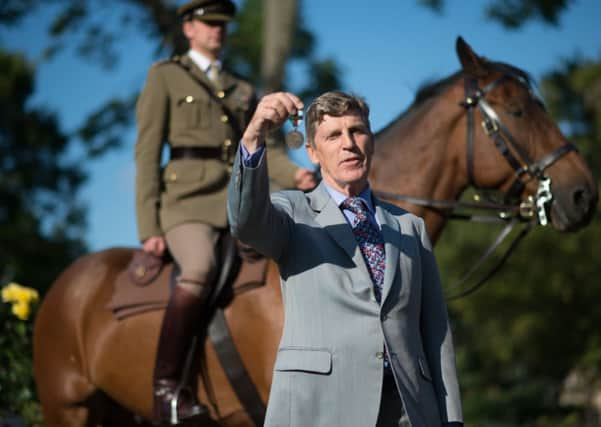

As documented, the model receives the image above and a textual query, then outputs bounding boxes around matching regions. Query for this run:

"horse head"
[455,36,598,231]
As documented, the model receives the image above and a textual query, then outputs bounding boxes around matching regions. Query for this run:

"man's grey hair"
[304,91,371,147]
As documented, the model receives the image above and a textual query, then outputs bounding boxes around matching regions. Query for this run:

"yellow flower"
[12,301,30,320]
[2,282,39,321]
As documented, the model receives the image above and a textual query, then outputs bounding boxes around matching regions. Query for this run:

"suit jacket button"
[376,352,385,359]
[220,115,229,123]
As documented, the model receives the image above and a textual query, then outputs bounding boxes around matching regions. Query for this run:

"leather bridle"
[462,74,576,226]
[374,73,577,299]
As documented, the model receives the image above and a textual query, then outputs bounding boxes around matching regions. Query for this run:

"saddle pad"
[106,257,268,320]
[106,262,174,320]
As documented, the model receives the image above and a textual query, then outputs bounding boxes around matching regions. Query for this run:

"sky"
[2,0,601,251]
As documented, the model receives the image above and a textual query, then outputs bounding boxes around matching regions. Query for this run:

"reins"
[374,72,577,300]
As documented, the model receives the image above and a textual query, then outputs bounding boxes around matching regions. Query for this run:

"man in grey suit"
[227,90,463,426]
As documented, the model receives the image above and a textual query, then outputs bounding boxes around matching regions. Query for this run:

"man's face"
[183,19,227,58]
[306,112,374,196]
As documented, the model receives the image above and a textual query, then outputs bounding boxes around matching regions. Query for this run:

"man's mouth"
[341,157,363,167]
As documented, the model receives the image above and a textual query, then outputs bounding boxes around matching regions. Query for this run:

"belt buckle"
[221,139,233,163]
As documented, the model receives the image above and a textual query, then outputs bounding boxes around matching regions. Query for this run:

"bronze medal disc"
[285,130,304,149]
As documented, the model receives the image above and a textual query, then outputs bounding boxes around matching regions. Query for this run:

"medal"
[285,110,304,149]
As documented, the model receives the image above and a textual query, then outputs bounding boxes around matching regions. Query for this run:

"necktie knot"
[341,197,369,224]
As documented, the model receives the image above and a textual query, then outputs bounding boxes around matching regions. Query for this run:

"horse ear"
[456,36,488,78]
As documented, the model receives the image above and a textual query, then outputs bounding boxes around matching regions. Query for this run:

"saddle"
[106,236,268,320]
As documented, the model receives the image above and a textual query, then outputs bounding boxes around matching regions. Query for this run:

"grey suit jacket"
[227,150,463,427]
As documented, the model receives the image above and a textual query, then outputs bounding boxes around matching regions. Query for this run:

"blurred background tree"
[0,49,87,294]
[1,0,599,425]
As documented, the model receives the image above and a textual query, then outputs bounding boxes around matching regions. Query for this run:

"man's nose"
[341,130,355,149]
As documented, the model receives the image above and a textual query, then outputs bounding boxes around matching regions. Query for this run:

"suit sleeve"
[417,217,463,423]
[227,148,292,261]
[134,66,168,242]
[265,134,298,189]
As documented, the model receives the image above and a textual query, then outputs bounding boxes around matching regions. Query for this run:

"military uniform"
[135,53,297,241]
[134,0,307,423]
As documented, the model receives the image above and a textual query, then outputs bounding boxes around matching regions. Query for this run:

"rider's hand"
[142,235,166,256]
[294,168,318,191]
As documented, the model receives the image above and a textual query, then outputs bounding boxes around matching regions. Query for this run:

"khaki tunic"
[135,53,298,241]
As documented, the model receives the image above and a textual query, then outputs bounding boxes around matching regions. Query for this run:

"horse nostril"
[572,186,591,213]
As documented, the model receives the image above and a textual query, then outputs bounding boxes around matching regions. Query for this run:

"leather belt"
[170,146,223,160]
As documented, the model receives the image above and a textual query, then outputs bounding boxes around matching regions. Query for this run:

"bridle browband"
[374,72,577,299]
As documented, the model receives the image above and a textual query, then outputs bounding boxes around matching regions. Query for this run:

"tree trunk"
[261,0,298,94]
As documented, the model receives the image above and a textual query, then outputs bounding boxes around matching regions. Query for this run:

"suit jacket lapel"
[375,201,401,305]
[310,183,373,293]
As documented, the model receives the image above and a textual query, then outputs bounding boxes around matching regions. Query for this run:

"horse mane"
[376,60,535,138]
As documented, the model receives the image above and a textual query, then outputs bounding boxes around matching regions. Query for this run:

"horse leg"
[33,266,100,426]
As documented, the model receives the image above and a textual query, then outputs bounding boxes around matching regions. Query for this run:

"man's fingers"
[243,92,304,148]
[143,236,166,256]
[259,92,303,123]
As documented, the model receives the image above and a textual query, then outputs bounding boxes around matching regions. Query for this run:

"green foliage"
[226,0,265,82]
[0,300,43,425]
[0,0,37,26]
[417,0,443,12]
[0,48,85,424]
[542,56,601,174]
[486,0,573,28]
[0,49,87,294]
[419,0,573,28]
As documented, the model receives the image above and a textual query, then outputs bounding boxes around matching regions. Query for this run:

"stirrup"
[169,384,206,425]
[155,383,208,425]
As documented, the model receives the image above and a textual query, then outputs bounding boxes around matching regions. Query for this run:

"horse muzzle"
[549,182,598,231]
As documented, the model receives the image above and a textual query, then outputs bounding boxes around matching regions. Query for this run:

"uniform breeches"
[165,222,220,296]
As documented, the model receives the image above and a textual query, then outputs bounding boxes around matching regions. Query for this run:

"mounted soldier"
[134,0,317,423]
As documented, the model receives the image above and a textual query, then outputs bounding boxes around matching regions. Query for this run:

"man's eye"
[508,109,524,118]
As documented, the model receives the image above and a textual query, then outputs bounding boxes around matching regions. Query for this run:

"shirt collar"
[322,181,375,214]
[187,49,222,73]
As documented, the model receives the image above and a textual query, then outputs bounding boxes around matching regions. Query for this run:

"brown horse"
[33,37,597,426]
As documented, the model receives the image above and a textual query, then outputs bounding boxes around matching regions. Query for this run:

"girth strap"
[208,235,266,426]
[209,310,266,426]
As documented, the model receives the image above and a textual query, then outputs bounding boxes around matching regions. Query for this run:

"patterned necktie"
[341,197,386,303]
[207,62,221,88]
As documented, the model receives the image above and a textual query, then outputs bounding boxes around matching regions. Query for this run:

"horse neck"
[371,83,468,243]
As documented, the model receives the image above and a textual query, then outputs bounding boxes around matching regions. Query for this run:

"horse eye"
[509,109,524,118]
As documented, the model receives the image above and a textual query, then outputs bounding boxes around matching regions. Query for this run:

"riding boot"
[153,282,210,424]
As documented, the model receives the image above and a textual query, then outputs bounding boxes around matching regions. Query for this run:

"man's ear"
[306,143,320,166]
[182,21,193,39]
